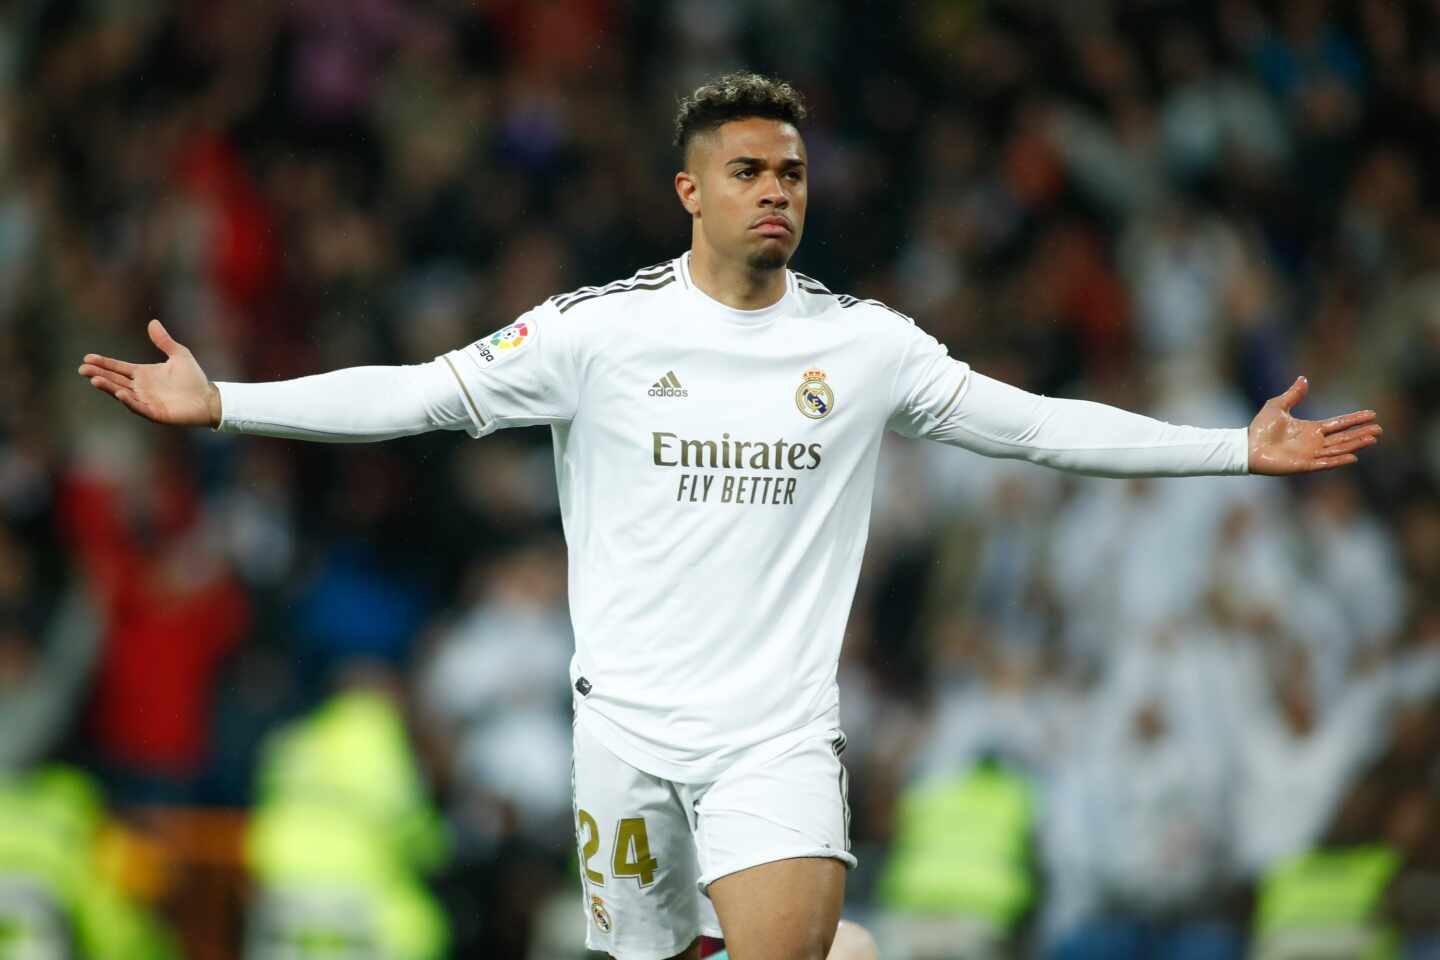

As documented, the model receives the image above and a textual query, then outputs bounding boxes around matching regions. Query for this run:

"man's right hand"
[78,319,221,427]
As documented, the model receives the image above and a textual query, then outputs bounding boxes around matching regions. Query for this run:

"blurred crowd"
[2,0,1439,956]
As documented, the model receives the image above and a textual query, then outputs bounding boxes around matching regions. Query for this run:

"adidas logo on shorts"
[648,371,688,398]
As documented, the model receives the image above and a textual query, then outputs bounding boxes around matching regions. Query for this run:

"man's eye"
[785,170,803,181]
[735,169,756,179]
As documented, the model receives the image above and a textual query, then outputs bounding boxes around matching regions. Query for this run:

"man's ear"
[675,169,701,217]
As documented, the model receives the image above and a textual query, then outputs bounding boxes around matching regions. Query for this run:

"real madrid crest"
[796,367,835,420]
[590,895,613,933]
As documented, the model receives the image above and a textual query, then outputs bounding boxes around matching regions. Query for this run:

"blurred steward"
[0,765,178,957]
[245,662,448,960]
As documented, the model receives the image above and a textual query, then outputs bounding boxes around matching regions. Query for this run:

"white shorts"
[570,714,856,960]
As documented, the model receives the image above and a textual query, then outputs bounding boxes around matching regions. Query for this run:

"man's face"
[677,117,807,270]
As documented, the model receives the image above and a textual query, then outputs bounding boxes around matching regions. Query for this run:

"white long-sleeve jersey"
[217,253,1248,781]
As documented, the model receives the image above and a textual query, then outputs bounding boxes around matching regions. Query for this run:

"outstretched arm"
[907,366,1379,478]
[78,320,476,441]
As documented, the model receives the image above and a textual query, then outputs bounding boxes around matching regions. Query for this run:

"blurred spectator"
[1229,643,1392,878]
[415,539,573,854]
[1118,199,1246,363]
[1297,476,1405,650]
[1155,22,1290,189]
[0,585,100,770]
[1047,694,1239,960]
[58,451,250,805]
[914,644,1075,782]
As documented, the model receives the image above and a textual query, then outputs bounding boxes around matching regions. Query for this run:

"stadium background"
[2,0,1438,956]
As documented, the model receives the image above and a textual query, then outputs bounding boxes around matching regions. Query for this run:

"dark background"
[2,0,1438,956]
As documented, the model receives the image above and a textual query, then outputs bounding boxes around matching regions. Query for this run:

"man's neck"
[688,242,787,311]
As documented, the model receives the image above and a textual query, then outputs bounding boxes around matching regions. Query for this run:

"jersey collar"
[677,251,796,326]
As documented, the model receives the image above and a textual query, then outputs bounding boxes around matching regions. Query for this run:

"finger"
[89,376,151,418]
[148,318,184,358]
[89,374,133,400]
[1319,410,1377,434]
[80,354,139,378]
[83,369,132,393]
[88,375,131,403]
[1275,376,1308,412]
[1323,424,1382,446]
[1319,435,1379,457]
[1306,454,1359,472]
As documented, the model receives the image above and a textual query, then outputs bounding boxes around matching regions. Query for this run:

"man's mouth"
[753,217,792,237]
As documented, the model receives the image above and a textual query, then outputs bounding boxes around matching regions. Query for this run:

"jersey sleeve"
[888,323,1249,477]
[215,361,477,441]
[438,300,581,436]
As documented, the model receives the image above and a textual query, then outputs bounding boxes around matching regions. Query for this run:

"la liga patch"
[470,320,531,365]
[490,321,529,350]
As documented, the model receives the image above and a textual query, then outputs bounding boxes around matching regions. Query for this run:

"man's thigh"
[708,858,845,960]
[572,718,720,959]
[695,733,854,959]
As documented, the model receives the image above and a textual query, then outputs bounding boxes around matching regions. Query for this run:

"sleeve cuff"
[439,352,497,438]
[212,382,235,433]
[1232,427,1251,474]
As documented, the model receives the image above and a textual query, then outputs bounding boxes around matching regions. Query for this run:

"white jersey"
[217,252,1248,782]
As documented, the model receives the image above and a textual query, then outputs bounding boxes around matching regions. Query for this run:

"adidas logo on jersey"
[648,371,688,398]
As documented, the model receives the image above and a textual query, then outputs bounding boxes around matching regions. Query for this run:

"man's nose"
[758,172,789,207]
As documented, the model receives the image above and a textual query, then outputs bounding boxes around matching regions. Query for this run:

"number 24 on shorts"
[577,809,659,887]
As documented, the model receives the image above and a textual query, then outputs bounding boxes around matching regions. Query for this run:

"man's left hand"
[1248,376,1381,475]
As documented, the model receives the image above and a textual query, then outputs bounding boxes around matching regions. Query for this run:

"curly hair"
[672,71,808,159]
